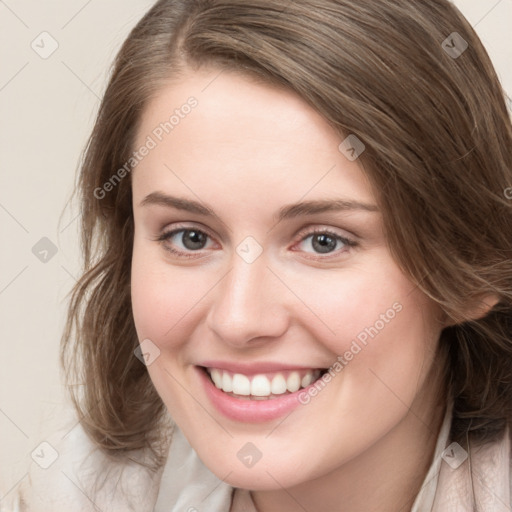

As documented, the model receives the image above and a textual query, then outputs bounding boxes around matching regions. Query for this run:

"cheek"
[286,259,421,356]
[130,249,208,418]
[287,258,443,408]
[131,242,179,344]
[130,247,215,350]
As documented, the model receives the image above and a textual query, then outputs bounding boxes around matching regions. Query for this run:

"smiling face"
[130,67,447,491]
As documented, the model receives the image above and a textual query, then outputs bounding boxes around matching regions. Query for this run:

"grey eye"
[178,230,208,250]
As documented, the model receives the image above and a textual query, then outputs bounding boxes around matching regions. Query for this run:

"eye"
[155,227,216,258]
[154,225,357,260]
[294,228,357,257]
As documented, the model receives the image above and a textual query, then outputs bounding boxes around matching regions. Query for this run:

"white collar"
[154,426,233,512]
[155,401,511,512]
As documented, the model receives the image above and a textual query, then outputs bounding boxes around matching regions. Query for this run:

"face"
[130,67,445,490]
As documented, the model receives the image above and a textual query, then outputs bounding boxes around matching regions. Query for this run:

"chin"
[218,463,305,491]
[196,444,314,491]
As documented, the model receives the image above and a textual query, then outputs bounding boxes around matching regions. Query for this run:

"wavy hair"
[61,0,512,472]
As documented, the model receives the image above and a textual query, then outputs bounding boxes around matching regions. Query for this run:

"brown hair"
[61,0,512,471]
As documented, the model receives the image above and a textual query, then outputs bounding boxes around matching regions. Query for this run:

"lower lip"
[197,366,317,423]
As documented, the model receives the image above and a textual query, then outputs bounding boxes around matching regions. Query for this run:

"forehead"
[132,68,375,209]
[136,67,337,148]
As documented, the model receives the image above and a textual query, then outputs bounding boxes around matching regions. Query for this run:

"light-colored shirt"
[4,401,511,511]
[170,402,454,512]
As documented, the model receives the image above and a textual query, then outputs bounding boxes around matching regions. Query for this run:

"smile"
[196,362,330,422]
[205,367,323,400]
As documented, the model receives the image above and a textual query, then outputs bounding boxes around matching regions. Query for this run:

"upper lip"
[198,360,326,375]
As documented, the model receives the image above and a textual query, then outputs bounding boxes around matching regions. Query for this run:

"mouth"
[200,366,328,401]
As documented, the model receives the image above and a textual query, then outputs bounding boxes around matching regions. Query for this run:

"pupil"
[312,234,336,253]
[182,230,207,250]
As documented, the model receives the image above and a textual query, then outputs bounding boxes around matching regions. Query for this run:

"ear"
[442,293,500,328]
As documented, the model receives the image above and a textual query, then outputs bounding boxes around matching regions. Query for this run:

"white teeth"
[232,374,251,395]
[286,371,301,392]
[207,368,321,398]
[301,372,313,388]
[222,372,233,392]
[251,375,271,396]
[270,374,287,395]
[210,369,223,388]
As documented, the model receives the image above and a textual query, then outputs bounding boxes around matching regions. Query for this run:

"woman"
[8,0,512,510]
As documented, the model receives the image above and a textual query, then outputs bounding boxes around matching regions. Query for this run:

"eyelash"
[154,224,358,260]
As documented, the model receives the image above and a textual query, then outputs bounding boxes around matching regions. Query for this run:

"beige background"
[1,0,511,499]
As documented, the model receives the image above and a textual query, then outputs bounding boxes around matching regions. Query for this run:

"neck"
[251,370,447,512]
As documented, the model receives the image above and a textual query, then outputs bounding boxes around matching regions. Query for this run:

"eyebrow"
[139,191,379,221]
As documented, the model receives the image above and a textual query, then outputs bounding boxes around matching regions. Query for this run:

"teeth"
[251,375,271,396]
[301,372,313,388]
[207,368,321,398]
[270,374,287,395]
[211,369,222,388]
[286,371,301,392]
[232,374,251,395]
[222,372,233,392]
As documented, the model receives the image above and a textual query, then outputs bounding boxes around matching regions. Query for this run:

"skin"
[130,67,449,512]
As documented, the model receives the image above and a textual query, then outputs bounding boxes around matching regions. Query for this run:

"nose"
[206,254,290,348]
